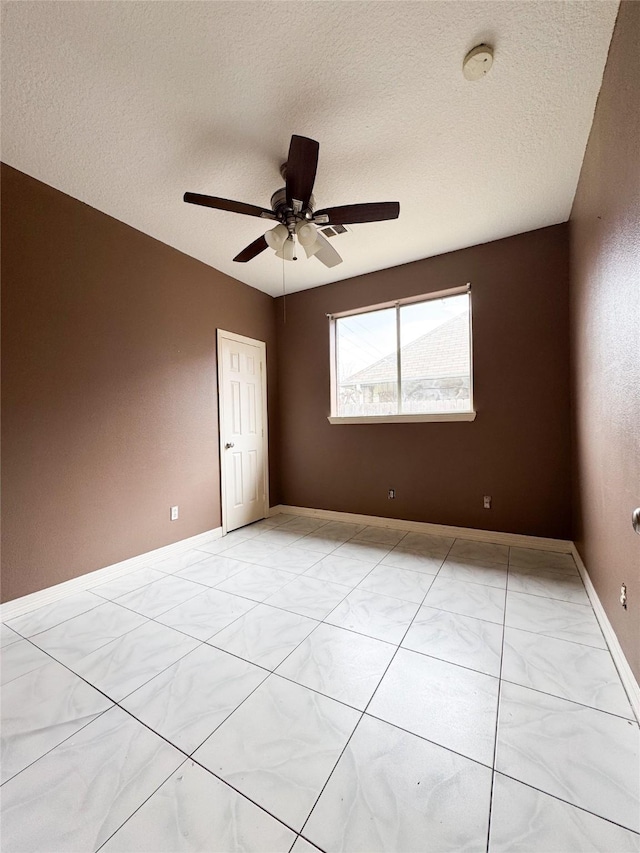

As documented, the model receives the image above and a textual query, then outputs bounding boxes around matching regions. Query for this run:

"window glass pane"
[336,308,398,416]
[399,293,471,414]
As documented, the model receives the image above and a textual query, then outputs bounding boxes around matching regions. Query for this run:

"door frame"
[217,329,269,535]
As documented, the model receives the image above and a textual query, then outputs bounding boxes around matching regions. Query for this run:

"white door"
[218,330,268,532]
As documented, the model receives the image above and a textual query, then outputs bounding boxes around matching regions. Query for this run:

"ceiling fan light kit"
[296,221,322,258]
[275,236,296,262]
[183,134,400,268]
[264,223,288,251]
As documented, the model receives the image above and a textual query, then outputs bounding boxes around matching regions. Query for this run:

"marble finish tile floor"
[1,517,638,852]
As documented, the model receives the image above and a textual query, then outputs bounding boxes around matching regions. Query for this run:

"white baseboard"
[0,527,222,621]
[270,504,639,722]
[571,544,640,723]
[270,504,573,552]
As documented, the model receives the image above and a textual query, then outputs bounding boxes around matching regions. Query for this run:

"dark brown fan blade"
[285,135,319,210]
[314,202,400,225]
[233,234,269,263]
[184,193,275,220]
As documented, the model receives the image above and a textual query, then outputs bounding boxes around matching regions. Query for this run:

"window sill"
[327,411,477,425]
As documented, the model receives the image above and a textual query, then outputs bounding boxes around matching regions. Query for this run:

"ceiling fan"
[184,134,400,268]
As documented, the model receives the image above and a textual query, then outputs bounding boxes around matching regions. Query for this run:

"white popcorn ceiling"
[1,1,618,296]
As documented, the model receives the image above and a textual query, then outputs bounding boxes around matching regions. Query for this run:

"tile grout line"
[360,711,495,771]
[0,704,115,789]
[10,594,267,689]
[10,553,412,699]
[2,524,453,638]
[249,540,426,728]
[6,641,635,848]
[2,602,211,779]
[311,550,432,643]
[4,542,620,706]
[490,768,640,837]
[2,633,303,846]
[5,596,106,641]
[497,677,637,722]
[187,529,407,764]
[95,709,307,850]
[7,557,256,639]
[19,554,331,650]
[490,622,608,652]
[88,517,329,600]
[176,532,392,772]
[310,524,454,640]
[297,536,456,841]
[93,754,193,852]
[89,646,309,844]
[266,530,404,647]
[0,633,223,789]
[75,552,635,729]
[152,582,503,775]
[484,548,510,853]
[99,533,371,628]
[4,526,634,846]
[0,517,574,625]
[398,645,502,680]
[3,527,447,712]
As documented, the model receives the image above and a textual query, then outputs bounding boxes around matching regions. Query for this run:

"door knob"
[633,507,640,535]
[225,442,235,449]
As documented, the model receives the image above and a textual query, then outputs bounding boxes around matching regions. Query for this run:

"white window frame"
[328,284,476,424]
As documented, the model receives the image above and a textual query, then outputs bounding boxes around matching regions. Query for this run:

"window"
[328,286,475,423]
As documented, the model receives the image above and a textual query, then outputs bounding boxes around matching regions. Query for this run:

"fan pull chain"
[282,254,287,324]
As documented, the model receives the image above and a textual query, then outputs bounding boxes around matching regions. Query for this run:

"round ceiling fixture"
[463,44,494,81]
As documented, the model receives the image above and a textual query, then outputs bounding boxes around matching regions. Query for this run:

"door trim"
[217,329,269,535]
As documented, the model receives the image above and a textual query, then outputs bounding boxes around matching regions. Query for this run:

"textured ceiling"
[1,1,618,296]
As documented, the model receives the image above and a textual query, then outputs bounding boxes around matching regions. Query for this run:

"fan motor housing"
[270,187,315,219]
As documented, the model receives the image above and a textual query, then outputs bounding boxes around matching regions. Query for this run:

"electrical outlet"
[483,495,492,509]
[170,506,179,521]
[620,583,627,609]
[388,489,396,500]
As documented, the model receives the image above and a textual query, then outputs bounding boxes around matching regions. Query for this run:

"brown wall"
[276,225,571,540]
[1,164,279,602]
[570,2,640,681]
